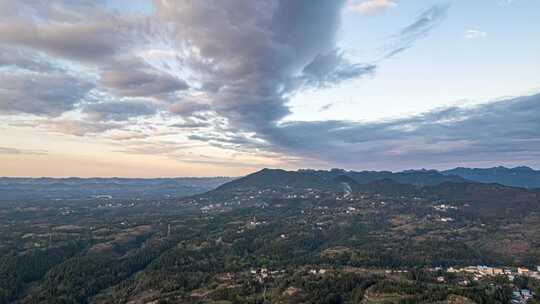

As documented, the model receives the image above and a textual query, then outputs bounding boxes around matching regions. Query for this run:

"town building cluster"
[447,265,540,281]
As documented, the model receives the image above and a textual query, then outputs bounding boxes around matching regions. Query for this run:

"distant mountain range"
[442,166,540,188]
[0,177,233,202]
[214,167,467,193]
[213,165,540,194]
[201,167,540,216]
[1,166,538,203]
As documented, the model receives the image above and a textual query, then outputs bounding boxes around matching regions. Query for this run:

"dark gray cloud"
[186,93,540,169]
[0,1,447,125]
[101,58,189,97]
[259,93,540,169]
[0,1,186,119]
[154,0,348,132]
[155,1,449,137]
[0,47,58,72]
[158,0,465,169]
[169,101,211,116]
[82,100,158,121]
[300,50,376,88]
[0,21,123,62]
[0,71,94,116]
[0,1,140,63]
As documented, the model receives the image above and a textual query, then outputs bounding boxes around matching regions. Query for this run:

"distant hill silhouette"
[442,166,540,188]
[0,177,233,202]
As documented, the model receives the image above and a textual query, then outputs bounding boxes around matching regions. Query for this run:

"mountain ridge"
[211,167,466,193]
[442,165,540,188]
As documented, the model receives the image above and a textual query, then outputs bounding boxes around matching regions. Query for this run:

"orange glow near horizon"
[0,154,258,178]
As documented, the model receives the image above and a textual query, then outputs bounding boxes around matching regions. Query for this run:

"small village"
[240,264,539,303]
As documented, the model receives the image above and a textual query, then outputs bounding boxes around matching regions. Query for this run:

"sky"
[0,0,539,177]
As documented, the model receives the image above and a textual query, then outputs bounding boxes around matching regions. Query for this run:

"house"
[464,266,477,273]
[521,289,532,298]
[439,217,454,222]
[477,265,493,275]
[517,267,529,275]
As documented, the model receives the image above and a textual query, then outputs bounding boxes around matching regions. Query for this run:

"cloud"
[0,1,188,117]
[152,1,451,164]
[348,0,398,16]
[382,4,450,59]
[399,4,449,38]
[40,119,120,136]
[300,49,376,88]
[153,0,347,132]
[115,141,185,155]
[100,58,189,97]
[151,1,449,140]
[82,99,158,121]
[319,103,336,112]
[107,132,149,141]
[0,1,447,132]
[3,1,533,171]
[169,101,211,116]
[0,146,48,155]
[260,93,540,169]
[0,1,141,63]
[464,29,487,40]
[0,71,94,116]
[170,121,212,129]
[0,47,58,72]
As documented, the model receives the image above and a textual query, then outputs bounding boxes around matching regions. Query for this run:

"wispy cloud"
[319,103,336,112]
[39,119,120,136]
[348,0,398,16]
[0,146,48,155]
[464,29,487,40]
[82,99,158,122]
[382,3,450,59]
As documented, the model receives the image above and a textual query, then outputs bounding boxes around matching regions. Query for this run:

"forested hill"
[212,166,540,195]
[204,168,540,215]
[212,168,466,193]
